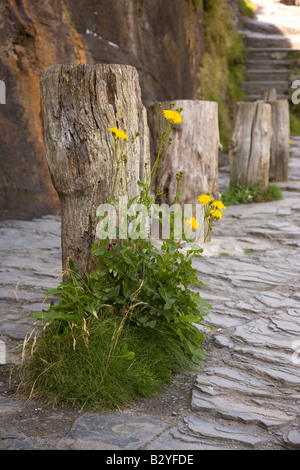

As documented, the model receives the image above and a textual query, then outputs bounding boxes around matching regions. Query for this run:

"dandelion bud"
[175,171,183,182]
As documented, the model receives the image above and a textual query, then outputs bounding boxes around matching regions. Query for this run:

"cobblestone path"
[1,138,300,450]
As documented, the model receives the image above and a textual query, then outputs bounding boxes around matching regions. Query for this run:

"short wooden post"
[40,64,150,277]
[262,88,277,102]
[148,100,220,204]
[262,90,290,181]
[147,100,220,243]
[228,101,273,190]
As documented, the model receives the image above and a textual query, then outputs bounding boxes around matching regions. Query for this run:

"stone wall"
[0,0,204,220]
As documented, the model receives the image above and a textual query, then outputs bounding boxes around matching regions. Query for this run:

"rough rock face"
[0,0,204,220]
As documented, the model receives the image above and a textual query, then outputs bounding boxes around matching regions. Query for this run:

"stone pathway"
[0,137,300,450]
[143,136,300,450]
[239,0,300,100]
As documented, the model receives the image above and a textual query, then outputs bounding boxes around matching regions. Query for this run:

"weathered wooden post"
[262,89,290,182]
[228,101,273,190]
[147,100,220,243]
[40,64,150,277]
[147,100,220,204]
[262,88,277,102]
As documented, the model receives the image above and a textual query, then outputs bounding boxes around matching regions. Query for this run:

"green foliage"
[221,180,282,206]
[20,230,211,409]
[200,0,246,150]
[30,238,211,366]
[290,80,300,136]
[238,0,257,18]
[288,52,300,136]
[18,239,210,410]
[18,317,195,411]
[18,105,225,411]
[258,184,283,203]
[290,113,300,136]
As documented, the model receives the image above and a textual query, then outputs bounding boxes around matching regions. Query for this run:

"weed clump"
[18,316,194,411]
[17,105,225,411]
[221,180,282,206]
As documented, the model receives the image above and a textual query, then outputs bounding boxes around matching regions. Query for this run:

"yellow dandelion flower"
[109,127,128,140]
[211,200,226,211]
[198,194,212,205]
[289,140,293,145]
[186,217,200,230]
[210,209,223,220]
[162,109,183,124]
[118,130,128,140]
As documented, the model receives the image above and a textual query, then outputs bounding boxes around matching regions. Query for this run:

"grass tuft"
[221,180,282,206]
[290,112,300,136]
[16,317,197,411]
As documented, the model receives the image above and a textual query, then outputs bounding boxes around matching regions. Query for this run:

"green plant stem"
[146,124,173,205]
[109,164,120,204]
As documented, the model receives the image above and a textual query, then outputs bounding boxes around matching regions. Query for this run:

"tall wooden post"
[229,101,273,190]
[40,64,150,277]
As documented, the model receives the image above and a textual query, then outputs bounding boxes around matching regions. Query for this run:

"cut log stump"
[262,89,289,181]
[229,101,273,190]
[269,100,290,182]
[262,91,290,182]
[148,100,220,243]
[40,64,150,277]
[262,88,277,102]
[148,100,220,204]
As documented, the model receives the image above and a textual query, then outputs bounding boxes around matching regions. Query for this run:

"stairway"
[238,1,300,101]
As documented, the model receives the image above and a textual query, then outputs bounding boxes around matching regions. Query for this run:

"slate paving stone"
[191,392,295,430]
[0,321,35,340]
[231,318,296,350]
[56,412,168,450]
[0,438,38,450]
[255,292,300,309]
[245,363,300,388]
[224,342,296,369]
[194,367,275,399]
[144,428,223,450]
[1,139,300,449]
[284,430,300,449]
[181,414,267,449]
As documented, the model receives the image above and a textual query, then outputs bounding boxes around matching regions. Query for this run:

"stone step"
[192,389,295,431]
[240,15,300,37]
[246,94,289,101]
[245,69,292,81]
[240,30,300,49]
[174,415,268,449]
[245,58,299,70]
[242,80,290,96]
[247,48,300,60]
